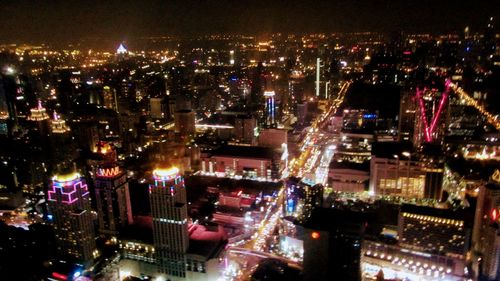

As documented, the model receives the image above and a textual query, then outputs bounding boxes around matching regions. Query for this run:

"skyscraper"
[413,82,451,146]
[47,169,96,264]
[264,91,277,128]
[473,171,500,280]
[94,142,133,237]
[28,100,50,137]
[303,208,369,281]
[149,166,189,278]
[0,71,19,138]
[49,112,76,173]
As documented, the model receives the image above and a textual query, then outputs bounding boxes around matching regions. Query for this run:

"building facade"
[47,170,96,264]
[149,167,189,279]
[472,173,500,280]
[94,148,133,236]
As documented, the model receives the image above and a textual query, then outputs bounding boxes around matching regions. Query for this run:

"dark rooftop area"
[329,160,370,171]
[211,145,276,159]
[303,207,373,231]
[119,215,154,244]
[371,141,414,159]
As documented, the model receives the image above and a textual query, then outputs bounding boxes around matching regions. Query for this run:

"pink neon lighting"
[48,179,88,204]
[428,83,451,134]
[416,87,431,142]
[52,272,68,280]
[416,81,451,142]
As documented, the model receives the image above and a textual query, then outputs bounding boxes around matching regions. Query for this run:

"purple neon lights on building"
[48,175,89,204]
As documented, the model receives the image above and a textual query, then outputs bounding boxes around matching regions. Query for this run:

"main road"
[219,81,351,281]
[290,80,351,180]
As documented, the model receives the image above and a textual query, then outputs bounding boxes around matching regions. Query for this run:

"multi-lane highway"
[290,81,351,181]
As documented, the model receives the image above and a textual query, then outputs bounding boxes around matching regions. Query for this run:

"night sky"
[0,0,498,43]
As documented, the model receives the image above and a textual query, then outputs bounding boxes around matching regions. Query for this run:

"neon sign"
[97,166,120,178]
[48,174,89,204]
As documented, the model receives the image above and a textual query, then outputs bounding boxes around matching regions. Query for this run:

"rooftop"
[187,222,228,260]
[303,207,372,231]
[371,141,414,159]
[400,204,474,227]
[329,160,370,171]
[119,216,228,260]
[211,145,276,159]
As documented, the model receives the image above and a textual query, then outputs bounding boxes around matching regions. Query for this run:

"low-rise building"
[201,145,284,180]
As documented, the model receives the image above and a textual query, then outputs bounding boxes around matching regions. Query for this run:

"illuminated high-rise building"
[398,89,416,142]
[102,85,118,112]
[47,169,96,264]
[28,100,50,136]
[399,204,472,257]
[414,81,451,146]
[94,142,133,237]
[49,112,76,171]
[472,171,500,280]
[0,109,8,136]
[116,43,128,55]
[50,111,71,135]
[149,166,189,278]
[0,70,19,138]
[316,58,321,97]
[264,91,277,128]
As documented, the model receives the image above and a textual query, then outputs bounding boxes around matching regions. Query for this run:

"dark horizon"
[1,0,498,45]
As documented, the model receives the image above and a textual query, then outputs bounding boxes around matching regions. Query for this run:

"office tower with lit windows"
[264,91,277,128]
[149,166,189,278]
[0,71,19,138]
[47,169,96,264]
[49,112,77,172]
[399,204,472,257]
[472,172,500,281]
[94,143,133,237]
[103,85,118,112]
[0,78,8,136]
[398,89,416,142]
[369,142,443,200]
[28,100,50,137]
[303,208,369,281]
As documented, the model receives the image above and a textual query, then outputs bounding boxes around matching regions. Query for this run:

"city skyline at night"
[0,2,499,281]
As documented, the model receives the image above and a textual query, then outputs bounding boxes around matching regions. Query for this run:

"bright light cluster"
[402,212,464,227]
[153,166,180,181]
[28,100,49,121]
[97,166,121,178]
